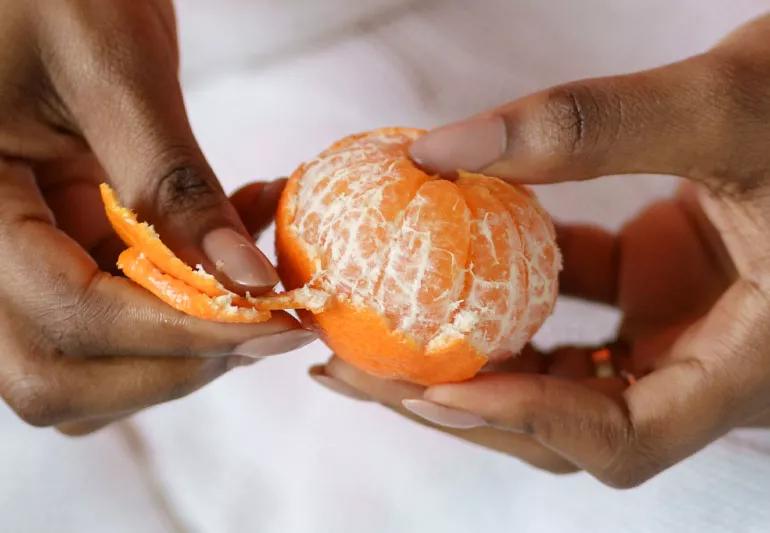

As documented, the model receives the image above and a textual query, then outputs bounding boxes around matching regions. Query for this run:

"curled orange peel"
[100,183,328,323]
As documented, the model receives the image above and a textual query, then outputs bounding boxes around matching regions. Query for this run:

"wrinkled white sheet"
[2,1,769,532]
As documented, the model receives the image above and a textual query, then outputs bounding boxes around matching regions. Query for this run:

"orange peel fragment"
[100,183,329,323]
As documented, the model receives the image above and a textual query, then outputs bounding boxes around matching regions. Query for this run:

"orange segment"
[377,179,471,343]
[289,132,429,301]
[454,178,528,361]
[100,183,227,298]
[462,173,561,347]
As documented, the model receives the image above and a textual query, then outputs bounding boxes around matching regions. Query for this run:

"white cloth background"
[2,1,769,532]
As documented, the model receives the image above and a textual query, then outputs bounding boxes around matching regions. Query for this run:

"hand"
[312,14,770,487]
[0,1,314,435]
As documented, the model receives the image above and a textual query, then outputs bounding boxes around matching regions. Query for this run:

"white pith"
[287,129,560,360]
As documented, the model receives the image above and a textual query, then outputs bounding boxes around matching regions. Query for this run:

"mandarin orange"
[276,128,561,385]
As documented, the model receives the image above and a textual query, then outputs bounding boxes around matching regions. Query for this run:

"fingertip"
[423,383,458,405]
[230,177,287,237]
[308,364,372,401]
[401,398,488,429]
[231,327,317,358]
[324,354,356,380]
[308,363,326,376]
[410,115,508,176]
[201,227,280,291]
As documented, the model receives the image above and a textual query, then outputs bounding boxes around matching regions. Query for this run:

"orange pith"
[276,127,561,385]
[100,183,328,323]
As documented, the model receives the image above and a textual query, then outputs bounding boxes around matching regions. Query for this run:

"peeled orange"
[276,128,561,385]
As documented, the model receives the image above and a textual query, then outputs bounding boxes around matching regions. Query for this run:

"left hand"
[0,0,309,436]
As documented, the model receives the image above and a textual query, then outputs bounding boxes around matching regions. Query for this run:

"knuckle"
[598,425,661,489]
[3,374,67,427]
[43,272,121,356]
[33,273,91,353]
[72,278,123,353]
[515,377,553,438]
[531,83,615,159]
[152,157,223,216]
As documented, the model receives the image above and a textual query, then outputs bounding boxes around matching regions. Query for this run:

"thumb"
[410,51,764,189]
[40,2,278,293]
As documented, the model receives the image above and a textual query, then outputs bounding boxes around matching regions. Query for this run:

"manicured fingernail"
[309,368,371,401]
[202,227,280,288]
[402,399,487,429]
[410,115,507,175]
[232,329,317,358]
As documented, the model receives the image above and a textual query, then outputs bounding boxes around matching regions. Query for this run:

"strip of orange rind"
[100,183,227,298]
[102,183,329,323]
[118,247,271,323]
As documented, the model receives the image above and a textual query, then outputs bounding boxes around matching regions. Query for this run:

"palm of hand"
[605,184,733,379]
[322,182,769,483]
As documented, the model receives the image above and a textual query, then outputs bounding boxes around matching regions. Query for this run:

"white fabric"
[2,1,770,532]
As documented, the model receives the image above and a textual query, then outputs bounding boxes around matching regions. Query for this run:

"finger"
[481,345,545,374]
[556,224,619,304]
[422,373,630,485]
[0,160,310,358]
[410,53,758,189]
[424,280,770,489]
[2,349,252,427]
[546,346,596,378]
[230,178,287,238]
[322,356,424,404]
[546,342,634,379]
[319,357,577,474]
[56,414,130,436]
[34,155,125,273]
[38,2,278,294]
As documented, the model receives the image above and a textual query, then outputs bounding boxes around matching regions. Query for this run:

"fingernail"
[410,115,507,175]
[232,329,317,358]
[402,399,487,429]
[309,368,371,401]
[202,227,280,288]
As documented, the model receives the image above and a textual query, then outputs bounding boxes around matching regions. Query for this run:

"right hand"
[318,14,770,487]
[0,0,314,435]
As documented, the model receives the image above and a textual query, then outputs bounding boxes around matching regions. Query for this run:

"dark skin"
[3,0,769,489]
[0,0,311,435]
[317,15,770,487]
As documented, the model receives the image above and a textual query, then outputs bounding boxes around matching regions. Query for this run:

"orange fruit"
[100,184,328,323]
[276,128,560,385]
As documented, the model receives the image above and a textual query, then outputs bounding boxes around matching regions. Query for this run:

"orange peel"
[100,183,328,323]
